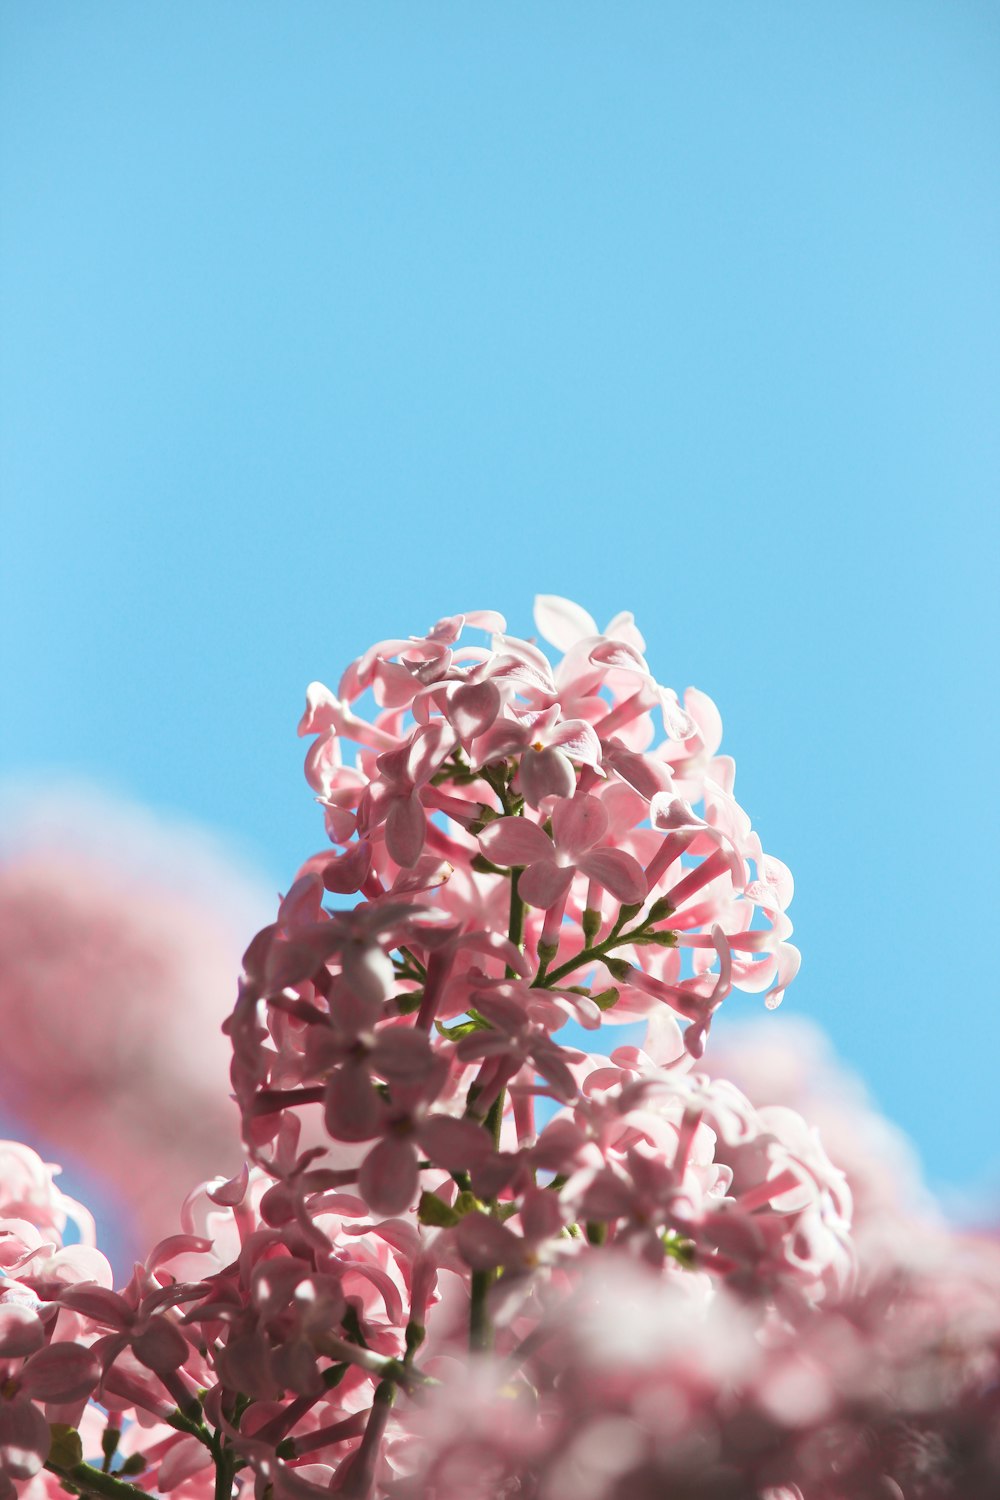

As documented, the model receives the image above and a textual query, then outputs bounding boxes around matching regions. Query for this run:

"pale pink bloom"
[0,786,272,1261]
[480,794,647,912]
[699,1014,936,1257]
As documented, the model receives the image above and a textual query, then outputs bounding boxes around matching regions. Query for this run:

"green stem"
[468,1268,494,1352]
[213,1441,234,1500]
[396,946,426,979]
[480,764,510,810]
[538,929,630,988]
[485,1088,505,1152]
[506,867,524,973]
[164,1410,214,1450]
[47,1464,149,1500]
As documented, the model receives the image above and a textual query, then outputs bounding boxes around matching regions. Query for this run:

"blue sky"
[2,2,998,1204]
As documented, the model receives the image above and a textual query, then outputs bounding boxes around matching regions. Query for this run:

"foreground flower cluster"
[2,599,998,1500]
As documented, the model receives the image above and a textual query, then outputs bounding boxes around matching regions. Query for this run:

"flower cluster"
[2,598,997,1500]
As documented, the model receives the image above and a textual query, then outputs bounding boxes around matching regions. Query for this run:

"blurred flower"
[0,782,273,1263]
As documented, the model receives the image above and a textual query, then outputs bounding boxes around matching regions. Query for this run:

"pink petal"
[604,745,674,801]
[297,680,339,737]
[453,929,531,978]
[216,1329,279,1401]
[471,720,527,764]
[0,1396,50,1481]
[479,816,552,867]
[462,609,507,633]
[270,1337,323,1398]
[764,943,801,1010]
[56,1286,132,1330]
[0,1305,44,1358]
[323,802,358,843]
[304,730,340,795]
[144,1234,214,1275]
[405,721,454,785]
[371,1027,436,1083]
[389,855,453,895]
[518,859,574,910]
[132,1318,190,1374]
[603,610,646,651]
[519,746,575,807]
[359,1136,420,1218]
[590,639,648,673]
[546,719,603,766]
[207,1165,251,1208]
[20,1342,101,1403]
[373,659,419,710]
[417,1116,494,1171]
[533,595,598,653]
[385,794,426,868]
[577,1172,634,1219]
[520,1186,564,1245]
[455,1213,523,1272]
[531,1048,580,1102]
[324,1062,383,1143]
[684,686,723,755]
[321,841,373,894]
[448,680,501,741]
[577,848,648,904]
[551,794,608,859]
[157,1436,214,1491]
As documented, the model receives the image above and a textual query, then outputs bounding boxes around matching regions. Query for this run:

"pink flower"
[0,787,269,1264]
[479,793,647,910]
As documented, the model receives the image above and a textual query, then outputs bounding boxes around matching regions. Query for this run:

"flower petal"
[455,1213,523,1272]
[479,817,552,868]
[518,859,574,910]
[577,848,648,904]
[417,1116,494,1172]
[324,1063,383,1143]
[385,794,426,868]
[533,595,599,653]
[359,1136,420,1218]
[448,680,501,742]
[551,794,608,859]
[0,1396,50,1481]
[0,1305,44,1358]
[20,1342,101,1403]
[519,746,576,808]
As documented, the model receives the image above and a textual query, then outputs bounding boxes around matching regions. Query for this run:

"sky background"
[1,3,998,1209]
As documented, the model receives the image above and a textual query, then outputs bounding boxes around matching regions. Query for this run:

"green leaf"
[418,1191,461,1228]
[453,1190,487,1218]
[435,1013,490,1040]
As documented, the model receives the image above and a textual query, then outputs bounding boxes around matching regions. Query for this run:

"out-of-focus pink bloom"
[697,1014,938,1259]
[0,786,273,1263]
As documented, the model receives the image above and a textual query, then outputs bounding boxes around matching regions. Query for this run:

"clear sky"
[2,2,998,1204]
